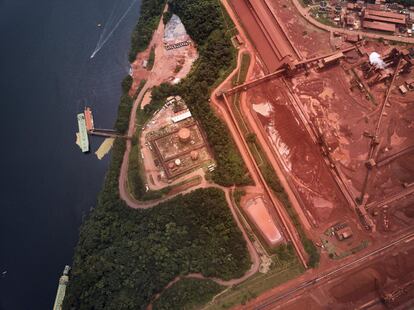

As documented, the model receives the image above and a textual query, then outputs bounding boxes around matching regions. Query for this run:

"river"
[0,0,141,308]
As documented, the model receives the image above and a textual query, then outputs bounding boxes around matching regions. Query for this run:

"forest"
[168,0,251,186]
[63,0,252,308]
[129,0,166,62]
[63,137,250,309]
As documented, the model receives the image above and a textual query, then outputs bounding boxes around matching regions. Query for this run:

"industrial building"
[335,227,353,241]
[363,9,406,25]
[362,20,396,33]
[337,1,413,35]
[171,110,192,123]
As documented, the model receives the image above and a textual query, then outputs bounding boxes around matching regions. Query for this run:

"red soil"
[248,78,350,227]
[228,0,299,72]
[268,0,332,58]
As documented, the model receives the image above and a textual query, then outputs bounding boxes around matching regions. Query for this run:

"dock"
[77,108,133,153]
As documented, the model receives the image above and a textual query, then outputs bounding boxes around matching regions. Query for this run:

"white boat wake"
[90,0,138,59]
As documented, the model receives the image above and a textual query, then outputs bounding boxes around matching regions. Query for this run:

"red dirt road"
[118,15,261,292]
[221,0,308,267]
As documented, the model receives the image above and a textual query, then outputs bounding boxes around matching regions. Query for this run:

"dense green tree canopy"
[64,0,252,309]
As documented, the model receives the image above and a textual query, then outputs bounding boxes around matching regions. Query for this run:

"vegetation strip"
[228,51,320,267]
[64,0,257,309]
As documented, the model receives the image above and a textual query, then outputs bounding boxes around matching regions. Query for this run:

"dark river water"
[0,0,141,308]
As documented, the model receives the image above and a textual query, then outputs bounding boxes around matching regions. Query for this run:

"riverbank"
[63,1,255,309]
[0,1,142,309]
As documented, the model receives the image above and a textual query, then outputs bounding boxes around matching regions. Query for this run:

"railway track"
[259,0,302,59]
[229,0,300,72]
[377,145,414,167]
[247,0,300,61]
[221,93,309,269]
[253,230,414,309]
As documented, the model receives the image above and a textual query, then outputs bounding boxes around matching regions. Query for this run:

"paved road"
[290,0,414,44]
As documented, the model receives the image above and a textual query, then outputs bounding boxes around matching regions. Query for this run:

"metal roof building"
[171,110,192,123]
[364,9,406,25]
[362,20,396,32]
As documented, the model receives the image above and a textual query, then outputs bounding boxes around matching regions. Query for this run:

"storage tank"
[178,127,191,143]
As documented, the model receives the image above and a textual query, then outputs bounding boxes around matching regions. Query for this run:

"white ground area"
[164,14,189,43]
[253,102,273,117]
[245,196,282,245]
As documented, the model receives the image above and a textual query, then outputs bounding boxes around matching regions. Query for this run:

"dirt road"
[116,14,262,294]
[238,57,313,232]
[220,0,308,268]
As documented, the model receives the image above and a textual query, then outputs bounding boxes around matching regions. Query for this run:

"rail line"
[377,145,414,167]
[259,0,302,59]
[222,93,308,268]
[229,0,300,72]
[254,230,414,309]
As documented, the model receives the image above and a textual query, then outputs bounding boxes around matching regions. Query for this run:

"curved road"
[219,0,309,268]
[291,0,414,44]
[116,17,261,292]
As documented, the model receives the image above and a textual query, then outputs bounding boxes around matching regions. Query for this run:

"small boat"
[97,23,102,28]
[2,270,7,276]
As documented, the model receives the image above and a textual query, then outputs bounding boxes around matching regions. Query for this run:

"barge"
[77,113,89,153]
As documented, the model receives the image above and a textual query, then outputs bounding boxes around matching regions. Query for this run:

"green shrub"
[129,0,167,62]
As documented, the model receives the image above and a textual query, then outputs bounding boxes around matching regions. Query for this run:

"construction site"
[218,0,414,307]
[129,13,198,95]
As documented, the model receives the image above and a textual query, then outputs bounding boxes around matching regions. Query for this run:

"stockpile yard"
[247,41,414,237]
[249,80,351,229]
[290,42,414,235]
[267,0,332,58]
[211,0,414,307]
[227,0,414,255]
[248,80,349,226]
